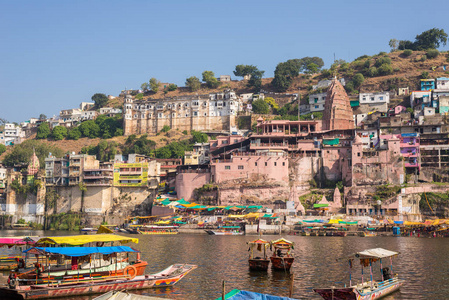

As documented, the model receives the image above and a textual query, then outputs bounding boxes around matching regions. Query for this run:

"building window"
[255,162,257,166]
[379,96,383,100]
[282,162,285,166]
[265,162,267,166]
[238,165,244,170]
[225,166,230,170]
[274,162,277,166]
[357,152,360,157]
[315,105,319,109]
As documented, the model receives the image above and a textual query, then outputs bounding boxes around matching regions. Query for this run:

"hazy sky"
[1,0,448,122]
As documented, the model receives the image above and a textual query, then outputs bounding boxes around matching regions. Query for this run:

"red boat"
[270,238,294,271]
[0,263,197,299]
[247,239,270,271]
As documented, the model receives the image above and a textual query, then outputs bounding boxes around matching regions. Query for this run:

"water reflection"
[0,231,448,299]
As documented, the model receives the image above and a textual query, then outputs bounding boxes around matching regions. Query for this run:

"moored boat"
[138,225,178,235]
[314,248,404,300]
[14,246,147,283]
[208,226,243,235]
[247,239,270,271]
[0,237,36,271]
[1,263,197,299]
[270,238,294,271]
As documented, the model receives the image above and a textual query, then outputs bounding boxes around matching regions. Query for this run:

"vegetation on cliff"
[2,140,64,168]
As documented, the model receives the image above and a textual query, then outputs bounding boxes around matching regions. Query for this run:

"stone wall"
[175,172,211,201]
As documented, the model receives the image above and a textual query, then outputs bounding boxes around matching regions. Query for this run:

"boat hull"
[17,261,148,282]
[314,278,404,300]
[209,231,244,235]
[270,256,294,270]
[248,259,270,271]
[138,230,178,235]
[1,264,196,300]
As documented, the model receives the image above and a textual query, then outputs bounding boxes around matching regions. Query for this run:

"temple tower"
[322,78,354,131]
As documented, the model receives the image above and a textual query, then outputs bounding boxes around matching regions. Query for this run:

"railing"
[405,162,419,167]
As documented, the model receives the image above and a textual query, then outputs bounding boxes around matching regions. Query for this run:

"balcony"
[401,152,418,158]
[83,175,113,179]
[119,170,142,175]
[400,142,419,148]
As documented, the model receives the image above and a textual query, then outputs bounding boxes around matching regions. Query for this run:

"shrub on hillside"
[426,49,439,59]
[252,99,270,114]
[51,126,68,141]
[421,55,427,62]
[67,127,82,140]
[0,144,6,155]
[367,67,378,77]
[375,56,391,67]
[378,63,393,76]
[402,49,413,57]
[36,122,50,139]
[421,71,430,79]
[161,125,170,133]
[2,140,64,167]
[167,84,178,91]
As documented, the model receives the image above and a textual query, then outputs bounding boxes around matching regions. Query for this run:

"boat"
[216,289,299,300]
[80,227,98,233]
[1,263,197,299]
[206,226,244,235]
[138,225,179,235]
[314,248,404,300]
[14,246,148,283]
[247,239,270,271]
[0,237,36,271]
[94,290,169,300]
[270,238,294,271]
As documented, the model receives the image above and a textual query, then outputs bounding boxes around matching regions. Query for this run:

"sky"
[1,0,449,122]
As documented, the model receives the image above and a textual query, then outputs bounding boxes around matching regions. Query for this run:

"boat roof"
[270,238,294,246]
[24,246,138,257]
[350,248,399,260]
[216,289,298,300]
[247,239,269,244]
[36,234,138,246]
[0,237,37,246]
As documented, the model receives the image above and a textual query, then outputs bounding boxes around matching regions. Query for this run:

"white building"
[240,93,254,102]
[308,92,326,112]
[359,92,390,105]
[0,123,25,146]
[80,102,95,111]
[99,107,122,116]
[436,77,449,89]
[81,111,98,121]
[410,91,431,107]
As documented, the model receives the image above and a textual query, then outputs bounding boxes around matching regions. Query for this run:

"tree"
[36,122,50,139]
[402,49,413,57]
[352,73,365,89]
[141,82,150,91]
[161,125,170,133]
[421,71,430,79]
[377,63,393,76]
[389,39,399,52]
[67,127,82,140]
[155,146,172,159]
[95,115,122,139]
[202,71,220,88]
[135,93,143,100]
[415,28,447,50]
[91,93,109,108]
[397,28,448,50]
[51,126,68,140]
[149,78,160,92]
[79,120,100,138]
[39,114,47,120]
[186,76,201,91]
[167,84,177,91]
[272,58,320,92]
[252,99,270,114]
[247,69,264,91]
[305,63,318,74]
[0,144,6,155]
[191,130,208,143]
[264,97,279,111]
[2,140,64,167]
[233,65,259,77]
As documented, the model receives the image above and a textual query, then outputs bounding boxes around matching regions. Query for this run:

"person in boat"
[276,249,283,257]
[382,267,392,280]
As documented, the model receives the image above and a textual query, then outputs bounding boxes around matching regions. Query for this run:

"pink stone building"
[209,135,246,152]
[210,152,289,183]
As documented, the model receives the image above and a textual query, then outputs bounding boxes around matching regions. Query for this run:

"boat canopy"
[24,246,138,257]
[270,238,294,248]
[36,234,139,246]
[353,248,399,259]
[0,237,37,246]
[216,289,299,300]
[247,239,269,245]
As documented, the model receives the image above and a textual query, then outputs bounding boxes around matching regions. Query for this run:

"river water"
[1,230,448,299]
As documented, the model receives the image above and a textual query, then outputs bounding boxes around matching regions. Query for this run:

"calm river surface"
[1,230,448,299]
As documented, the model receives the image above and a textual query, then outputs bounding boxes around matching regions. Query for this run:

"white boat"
[314,248,404,300]
[206,226,244,235]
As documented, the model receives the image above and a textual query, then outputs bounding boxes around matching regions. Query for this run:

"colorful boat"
[1,263,197,299]
[138,225,179,235]
[207,226,244,235]
[247,239,270,271]
[14,246,147,283]
[216,289,299,300]
[0,237,36,271]
[314,248,404,300]
[270,238,294,271]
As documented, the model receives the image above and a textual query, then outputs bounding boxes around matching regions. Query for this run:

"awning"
[314,203,329,208]
[24,246,137,257]
[0,238,35,246]
[36,234,138,246]
[216,289,298,300]
[354,248,399,259]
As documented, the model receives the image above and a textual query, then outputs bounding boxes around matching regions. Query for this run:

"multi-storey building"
[83,162,114,186]
[0,123,25,146]
[308,92,327,112]
[68,154,98,185]
[123,90,241,135]
[184,143,210,165]
[45,154,69,186]
[420,79,435,91]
